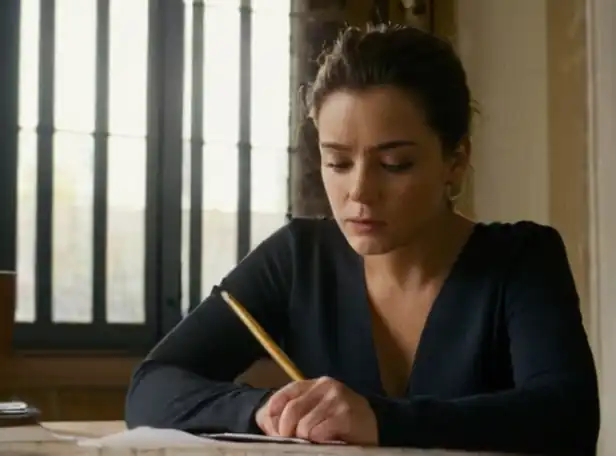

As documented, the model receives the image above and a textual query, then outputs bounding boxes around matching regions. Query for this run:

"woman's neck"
[363,211,475,292]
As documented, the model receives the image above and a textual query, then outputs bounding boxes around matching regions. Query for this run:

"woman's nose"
[348,167,379,204]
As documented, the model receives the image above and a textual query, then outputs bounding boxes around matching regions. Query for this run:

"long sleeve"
[367,226,600,455]
[125,222,296,434]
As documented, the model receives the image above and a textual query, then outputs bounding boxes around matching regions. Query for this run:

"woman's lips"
[345,218,386,234]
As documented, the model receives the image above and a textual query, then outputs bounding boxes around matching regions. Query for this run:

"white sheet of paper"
[78,427,331,449]
[71,427,515,455]
[78,427,208,449]
[206,432,346,445]
[206,432,310,444]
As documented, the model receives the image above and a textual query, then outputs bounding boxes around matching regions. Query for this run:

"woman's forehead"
[316,88,431,142]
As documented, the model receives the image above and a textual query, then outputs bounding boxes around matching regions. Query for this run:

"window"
[181,0,291,314]
[5,0,293,352]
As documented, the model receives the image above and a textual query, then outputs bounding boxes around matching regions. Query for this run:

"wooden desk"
[0,421,509,456]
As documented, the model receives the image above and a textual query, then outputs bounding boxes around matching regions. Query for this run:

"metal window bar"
[144,0,165,344]
[237,0,253,262]
[153,0,185,335]
[35,0,55,325]
[0,0,20,273]
[188,1,204,313]
[92,0,110,325]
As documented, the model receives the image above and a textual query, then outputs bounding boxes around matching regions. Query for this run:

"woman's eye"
[326,162,352,171]
[382,162,414,172]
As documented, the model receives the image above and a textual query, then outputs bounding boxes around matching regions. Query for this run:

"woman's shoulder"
[476,220,563,246]
[472,220,569,269]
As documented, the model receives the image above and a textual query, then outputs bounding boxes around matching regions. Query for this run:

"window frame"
[1,0,291,353]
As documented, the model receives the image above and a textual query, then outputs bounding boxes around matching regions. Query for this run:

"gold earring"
[446,183,462,202]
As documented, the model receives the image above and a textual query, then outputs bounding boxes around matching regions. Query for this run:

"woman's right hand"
[254,377,378,445]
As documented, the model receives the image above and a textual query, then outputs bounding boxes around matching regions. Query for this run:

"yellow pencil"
[220,290,305,382]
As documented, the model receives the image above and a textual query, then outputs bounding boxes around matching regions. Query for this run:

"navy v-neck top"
[125,218,599,455]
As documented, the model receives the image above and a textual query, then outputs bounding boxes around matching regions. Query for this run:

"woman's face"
[316,86,468,256]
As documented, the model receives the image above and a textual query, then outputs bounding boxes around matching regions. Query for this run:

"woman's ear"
[459,136,472,161]
[447,137,471,185]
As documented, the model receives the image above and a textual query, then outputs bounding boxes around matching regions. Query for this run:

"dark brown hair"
[294,24,472,216]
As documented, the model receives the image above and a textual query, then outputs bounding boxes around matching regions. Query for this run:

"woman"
[125,24,599,454]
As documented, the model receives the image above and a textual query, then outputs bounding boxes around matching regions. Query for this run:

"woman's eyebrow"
[319,141,352,151]
[320,140,417,152]
[370,140,418,152]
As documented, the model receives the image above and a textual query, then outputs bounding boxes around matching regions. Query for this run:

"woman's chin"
[345,234,394,256]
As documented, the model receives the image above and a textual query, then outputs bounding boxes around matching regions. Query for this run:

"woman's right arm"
[124,222,296,434]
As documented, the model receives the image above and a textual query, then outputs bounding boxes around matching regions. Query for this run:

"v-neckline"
[357,223,482,398]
